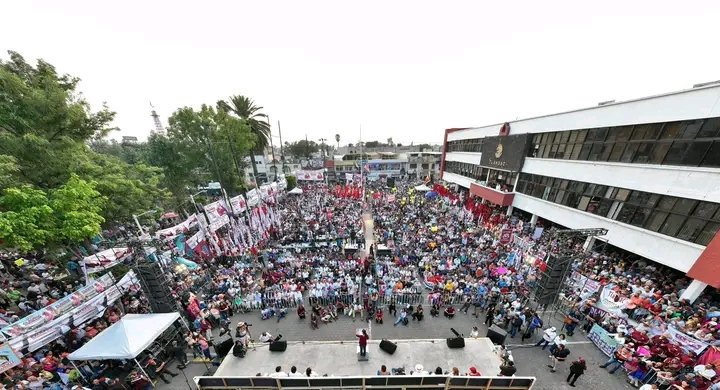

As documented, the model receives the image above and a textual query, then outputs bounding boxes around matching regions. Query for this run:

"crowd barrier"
[234,292,301,311]
[309,293,359,306]
[378,292,424,306]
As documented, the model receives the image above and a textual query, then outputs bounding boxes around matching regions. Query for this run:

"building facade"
[440,83,720,301]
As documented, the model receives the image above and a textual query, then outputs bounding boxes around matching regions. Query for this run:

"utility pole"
[278,120,285,175]
[268,115,277,181]
[318,138,327,158]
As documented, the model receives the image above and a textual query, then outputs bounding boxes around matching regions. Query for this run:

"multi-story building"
[440,83,720,301]
[407,151,442,180]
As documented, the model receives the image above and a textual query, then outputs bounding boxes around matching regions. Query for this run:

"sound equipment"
[214,337,234,358]
[447,328,465,348]
[379,339,397,355]
[133,261,176,313]
[534,253,572,306]
[446,337,465,348]
[269,340,287,352]
[387,177,396,188]
[487,325,508,345]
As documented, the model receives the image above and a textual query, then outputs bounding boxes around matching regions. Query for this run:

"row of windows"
[516,174,720,246]
[446,138,483,153]
[531,117,720,167]
[444,161,489,182]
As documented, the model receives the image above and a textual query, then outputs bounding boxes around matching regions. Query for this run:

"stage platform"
[214,338,502,377]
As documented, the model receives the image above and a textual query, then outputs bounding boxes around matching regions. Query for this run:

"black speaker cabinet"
[214,337,234,358]
[446,337,465,349]
[487,325,508,345]
[269,340,287,352]
[379,339,397,354]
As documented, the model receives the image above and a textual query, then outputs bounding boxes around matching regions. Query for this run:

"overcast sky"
[3,1,719,145]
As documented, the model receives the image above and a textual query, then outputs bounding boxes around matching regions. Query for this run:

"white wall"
[444,152,483,165]
[448,84,720,141]
[512,193,704,273]
[442,172,474,189]
[523,158,720,203]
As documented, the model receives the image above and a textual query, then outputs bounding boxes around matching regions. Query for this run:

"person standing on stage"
[356,329,369,356]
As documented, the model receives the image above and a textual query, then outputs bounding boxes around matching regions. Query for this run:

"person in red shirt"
[356,329,369,357]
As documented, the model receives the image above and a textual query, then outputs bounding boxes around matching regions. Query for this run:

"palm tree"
[335,134,340,150]
[217,95,270,181]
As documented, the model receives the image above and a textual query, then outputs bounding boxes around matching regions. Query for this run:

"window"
[674,198,698,215]
[681,120,704,139]
[660,121,684,139]
[698,118,720,138]
[621,143,638,162]
[683,141,712,166]
[608,143,626,161]
[693,202,719,219]
[696,222,720,245]
[663,142,690,165]
[650,143,671,164]
[630,207,652,227]
[704,142,720,167]
[608,126,634,141]
[615,188,631,201]
[631,123,662,140]
[645,211,668,232]
[656,196,677,211]
[616,204,637,223]
[633,143,654,163]
[660,214,686,236]
[677,218,706,241]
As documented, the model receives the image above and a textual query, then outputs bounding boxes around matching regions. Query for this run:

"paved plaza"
[156,209,632,389]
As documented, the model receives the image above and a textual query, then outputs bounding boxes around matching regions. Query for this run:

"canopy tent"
[288,187,303,195]
[68,313,180,361]
[414,184,432,192]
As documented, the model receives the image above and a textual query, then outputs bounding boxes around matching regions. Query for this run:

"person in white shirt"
[259,332,274,343]
[305,367,319,377]
[270,366,288,377]
[412,364,428,375]
[535,327,557,350]
[638,384,658,390]
[694,363,717,379]
[289,366,304,377]
[470,326,479,338]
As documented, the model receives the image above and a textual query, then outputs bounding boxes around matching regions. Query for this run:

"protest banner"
[0,343,21,374]
[588,324,618,357]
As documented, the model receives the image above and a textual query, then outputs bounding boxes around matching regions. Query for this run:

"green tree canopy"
[285,140,319,158]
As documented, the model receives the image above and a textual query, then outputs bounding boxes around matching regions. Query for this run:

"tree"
[49,174,105,244]
[286,175,297,191]
[0,186,54,251]
[365,140,382,148]
[217,95,270,180]
[386,138,394,147]
[285,140,319,158]
[335,134,340,149]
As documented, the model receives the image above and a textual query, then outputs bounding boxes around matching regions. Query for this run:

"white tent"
[69,313,180,361]
[414,184,432,192]
[288,187,303,195]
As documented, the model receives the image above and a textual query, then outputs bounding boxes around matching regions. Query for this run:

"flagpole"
[359,124,364,202]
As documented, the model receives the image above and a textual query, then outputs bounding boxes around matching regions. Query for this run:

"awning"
[68,313,180,360]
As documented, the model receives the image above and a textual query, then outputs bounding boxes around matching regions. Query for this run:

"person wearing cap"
[567,357,586,387]
[535,326,557,350]
[412,364,428,375]
[467,367,481,376]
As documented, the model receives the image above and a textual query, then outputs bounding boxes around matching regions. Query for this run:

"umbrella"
[425,191,438,199]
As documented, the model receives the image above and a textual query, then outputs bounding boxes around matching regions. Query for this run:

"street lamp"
[132,209,158,237]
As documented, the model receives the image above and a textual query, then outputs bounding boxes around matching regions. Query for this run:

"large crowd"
[2,178,720,389]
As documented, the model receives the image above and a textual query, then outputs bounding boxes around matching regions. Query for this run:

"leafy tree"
[286,175,297,191]
[364,140,382,148]
[335,134,340,149]
[166,105,254,195]
[0,155,19,188]
[217,95,270,180]
[49,174,105,244]
[0,186,54,251]
[285,140,319,158]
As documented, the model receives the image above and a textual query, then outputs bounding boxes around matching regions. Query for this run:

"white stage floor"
[214,338,502,377]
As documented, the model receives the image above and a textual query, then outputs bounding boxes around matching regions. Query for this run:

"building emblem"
[495,142,504,158]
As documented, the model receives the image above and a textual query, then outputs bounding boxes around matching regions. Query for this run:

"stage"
[214,338,502,377]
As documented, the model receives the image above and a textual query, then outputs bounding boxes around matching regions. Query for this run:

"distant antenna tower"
[150,102,166,135]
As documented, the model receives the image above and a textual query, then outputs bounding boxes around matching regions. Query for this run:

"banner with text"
[296,170,324,181]
[666,325,710,355]
[0,343,21,374]
[587,324,618,357]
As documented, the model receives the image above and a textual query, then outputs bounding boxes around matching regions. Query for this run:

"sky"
[2,0,719,146]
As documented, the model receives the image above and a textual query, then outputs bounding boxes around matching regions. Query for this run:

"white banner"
[186,231,204,249]
[155,214,198,239]
[204,200,229,225]
[597,284,630,316]
[296,170,324,181]
[82,248,133,274]
[666,325,710,355]
[230,195,247,213]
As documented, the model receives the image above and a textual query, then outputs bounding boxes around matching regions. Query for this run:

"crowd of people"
[4,177,720,390]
